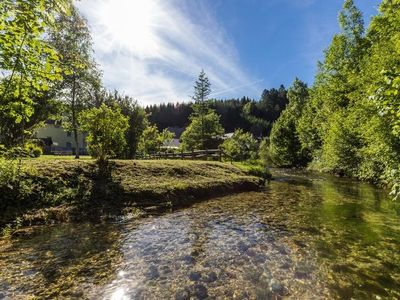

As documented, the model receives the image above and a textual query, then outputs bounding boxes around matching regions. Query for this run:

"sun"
[94,0,162,58]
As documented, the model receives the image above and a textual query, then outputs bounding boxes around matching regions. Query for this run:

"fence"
[135,149,226,161]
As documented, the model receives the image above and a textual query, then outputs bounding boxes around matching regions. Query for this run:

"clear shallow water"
[0,170,399,299]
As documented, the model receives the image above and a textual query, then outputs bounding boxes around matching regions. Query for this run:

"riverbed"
[0,169,399,299]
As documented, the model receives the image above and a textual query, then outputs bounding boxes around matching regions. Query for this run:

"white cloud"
[76,0,261,105]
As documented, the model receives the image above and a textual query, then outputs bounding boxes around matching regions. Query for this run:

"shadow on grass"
[72,160,128,222]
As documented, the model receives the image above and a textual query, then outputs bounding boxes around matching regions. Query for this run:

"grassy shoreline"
[1,159,266,236]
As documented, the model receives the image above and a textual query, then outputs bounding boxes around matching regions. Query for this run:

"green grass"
[35,155,93,160]
[230,160,272,181]
[1,159,263,234]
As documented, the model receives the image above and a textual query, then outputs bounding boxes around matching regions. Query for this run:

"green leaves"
[79,104,129,162]
[0,0,72,145]
[138,125,174,155]
[221,129,258,162]
[181,111,224,151]
[373,69,400,137]
[268,79,310,168]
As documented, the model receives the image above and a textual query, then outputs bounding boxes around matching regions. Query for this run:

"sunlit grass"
[35,155,94,161]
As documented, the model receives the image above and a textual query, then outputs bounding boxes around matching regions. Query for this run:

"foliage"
[0,0,71,146]
[138,124,174,155]
[98,90,148,158]
[258,138,271,167]
[317,110,362,175]
[266,0,400,199]
[79,104,129,162]
[373,69,400,137]
[221,129,258,161]
[24,141,43,157]
[192,70,211,105]
[180,71,225,150]
[243,85,288,137]
[145,87,288,138]
[48,5,101,158]
[268,79,310,167]
[190,70,214,149]
[233,161,272,182]
[0,157,19,187]
[180,111,224,151]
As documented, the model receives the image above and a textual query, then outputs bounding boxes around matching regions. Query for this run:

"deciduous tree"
[79,104,129,162]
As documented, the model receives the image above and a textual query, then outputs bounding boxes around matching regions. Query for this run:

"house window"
[67,131,72,137]
[66,142,72,149]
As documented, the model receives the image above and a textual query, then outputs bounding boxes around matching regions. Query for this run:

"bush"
[221,129,258,161]
[0,157,18,186]
[24,142,43,158]
[138,125,174,155]
[258,138,271,167]
[79,104,129,162]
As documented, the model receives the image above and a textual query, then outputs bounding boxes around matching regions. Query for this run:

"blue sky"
[77,0,381,105]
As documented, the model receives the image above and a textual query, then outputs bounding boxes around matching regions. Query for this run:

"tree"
[281,0,400,199]
[0,0,72,146]
[97,90,147,158]
[138,125,174,155]
[242,86,288,137]
[297,0,366,159]
[269,79,310,167]
[180,111,224,151]
[221,129,258,162]
[191,70,212,149]
[79,104,129,162]
[180,70,224,150]
[48,5,101,158]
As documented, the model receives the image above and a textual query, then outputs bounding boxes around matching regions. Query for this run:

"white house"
[35,120,88,155]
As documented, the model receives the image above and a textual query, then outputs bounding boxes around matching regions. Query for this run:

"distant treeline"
[146,85,288,137]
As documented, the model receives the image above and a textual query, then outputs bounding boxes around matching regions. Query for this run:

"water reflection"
[0,170,399,299]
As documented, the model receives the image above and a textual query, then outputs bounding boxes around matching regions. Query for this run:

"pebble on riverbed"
[189,271,202,281]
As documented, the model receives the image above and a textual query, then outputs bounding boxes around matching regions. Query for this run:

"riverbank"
[1,159,266,235]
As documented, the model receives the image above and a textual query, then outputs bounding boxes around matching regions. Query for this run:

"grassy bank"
[1,159,265,235]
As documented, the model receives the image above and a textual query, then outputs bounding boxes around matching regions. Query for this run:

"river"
[0,169,399,299]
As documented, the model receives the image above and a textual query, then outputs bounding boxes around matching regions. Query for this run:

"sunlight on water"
[111,287,128,300]
[0,170,399,299]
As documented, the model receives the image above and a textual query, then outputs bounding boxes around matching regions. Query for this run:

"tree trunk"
[201,112,204,150]
[71,73,79,159]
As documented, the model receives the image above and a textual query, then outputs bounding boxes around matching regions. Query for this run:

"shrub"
[24,142,43,158]
[258,138,271,167]
[138,125,174,155]
[221,129,258,161]
[79,104,129,162]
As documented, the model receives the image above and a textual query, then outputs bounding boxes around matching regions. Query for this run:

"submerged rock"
[182,255,196,265]
[294,271,309,279]
[193,284,208,299]
[189,271,202,281]
[204,271,218,283]
[145,265,159,280]
[270,279,285,295]
[175,289,190,300]
[237,241,249,253]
